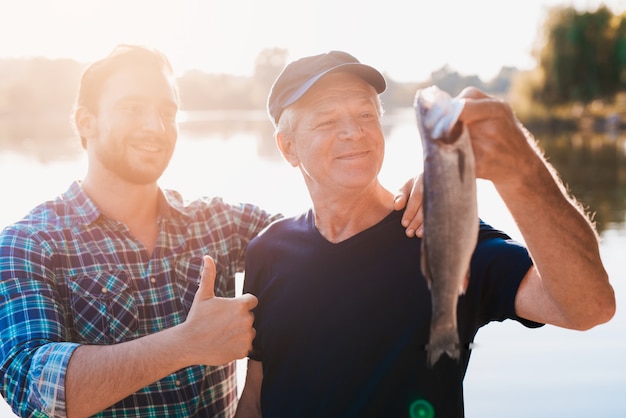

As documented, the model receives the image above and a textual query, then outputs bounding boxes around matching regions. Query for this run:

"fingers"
[196,255,216,301]
[393,177,414,211]
[240,292,259,310]
[398,173,424,237]
[180,255,261,366]
[204,295,258,364]
[457,86,490,100]
[458,89,513,129]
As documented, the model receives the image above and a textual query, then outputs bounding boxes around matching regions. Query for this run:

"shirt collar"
[63,181,191,226]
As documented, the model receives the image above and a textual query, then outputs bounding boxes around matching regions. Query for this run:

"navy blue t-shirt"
[244,209,538,418]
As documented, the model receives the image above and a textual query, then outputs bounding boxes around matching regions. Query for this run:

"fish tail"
[426,326,460,367]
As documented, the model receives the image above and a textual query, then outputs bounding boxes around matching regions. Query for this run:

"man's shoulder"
[0,206,65,255]
[254,211,309,240]
[162,191,279,240]
[4,197,73,233]
[1,182,97,241]
[163,190,263,218]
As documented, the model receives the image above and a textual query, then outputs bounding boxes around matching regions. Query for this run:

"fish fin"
[427,326,461,367]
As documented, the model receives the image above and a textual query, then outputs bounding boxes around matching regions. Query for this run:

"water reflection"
[538,130,626,233]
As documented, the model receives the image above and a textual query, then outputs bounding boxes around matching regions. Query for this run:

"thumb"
[196,255,216,300]
[393,176,413,211]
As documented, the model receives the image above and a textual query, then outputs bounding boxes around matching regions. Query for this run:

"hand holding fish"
[454,87,615,331]
[414,85,616,367]
[400,86,533,237]
[455,87,544,188]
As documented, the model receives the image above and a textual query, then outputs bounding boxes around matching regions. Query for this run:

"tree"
[614,14,626,90]
[535,5,619,105]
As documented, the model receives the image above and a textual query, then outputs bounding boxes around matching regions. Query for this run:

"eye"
[313,119,336,129]
[360,110,378,121]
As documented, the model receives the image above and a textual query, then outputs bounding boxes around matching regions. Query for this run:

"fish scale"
[414,86,479,367]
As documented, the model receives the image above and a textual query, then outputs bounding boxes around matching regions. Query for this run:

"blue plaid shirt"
[0,181,278,417]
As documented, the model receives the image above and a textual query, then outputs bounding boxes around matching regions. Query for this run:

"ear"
[276,132,299,167]
[74,106,97,139]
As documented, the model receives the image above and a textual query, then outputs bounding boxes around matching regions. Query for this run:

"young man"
[0,44,274,418]
[236,51,615,417]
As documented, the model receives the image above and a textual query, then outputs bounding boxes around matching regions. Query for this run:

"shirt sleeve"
[230,202,281,272]
[0,225,78,417]
[471,221,543,328]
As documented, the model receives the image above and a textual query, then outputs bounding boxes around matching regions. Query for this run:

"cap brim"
[279,62,386,115]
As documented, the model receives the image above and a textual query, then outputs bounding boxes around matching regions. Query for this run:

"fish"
[414,85,479,367]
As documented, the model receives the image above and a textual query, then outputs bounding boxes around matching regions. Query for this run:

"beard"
[94,135,176,185]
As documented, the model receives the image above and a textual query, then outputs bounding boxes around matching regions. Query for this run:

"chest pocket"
[174,257,203,311]
[68,270,138,344]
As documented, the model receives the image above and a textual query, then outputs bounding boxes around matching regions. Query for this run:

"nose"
[337,116,364,140]
[141,108,166,133]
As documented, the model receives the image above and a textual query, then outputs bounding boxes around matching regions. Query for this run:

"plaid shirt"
[0,181,278,417]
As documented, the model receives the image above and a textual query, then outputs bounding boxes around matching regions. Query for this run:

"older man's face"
[282,72,385,197]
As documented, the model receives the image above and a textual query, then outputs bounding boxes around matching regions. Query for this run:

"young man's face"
[85,64,179,185]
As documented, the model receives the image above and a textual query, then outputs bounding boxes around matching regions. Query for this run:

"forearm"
[234,359,263,418]
[234,396,262,418]
[497,152,615,328]
[65,325,189,418]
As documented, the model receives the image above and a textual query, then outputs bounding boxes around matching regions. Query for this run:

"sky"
[1,0,625,82]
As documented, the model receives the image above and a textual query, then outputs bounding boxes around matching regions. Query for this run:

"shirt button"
[150,277,157,284]
[175,380,182,386]
[101,287,108,294]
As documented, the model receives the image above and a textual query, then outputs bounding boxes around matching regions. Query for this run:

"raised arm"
[458,87,615,330]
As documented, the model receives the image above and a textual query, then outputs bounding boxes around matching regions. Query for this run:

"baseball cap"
[267,50,387,125]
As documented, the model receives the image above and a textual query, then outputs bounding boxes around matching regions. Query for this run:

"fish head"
[414,86,465,147]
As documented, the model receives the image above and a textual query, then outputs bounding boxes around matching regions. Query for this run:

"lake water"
[0,110,624,417]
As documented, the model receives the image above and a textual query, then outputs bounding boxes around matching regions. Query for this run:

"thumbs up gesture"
[195,255,219,300]
[181,255,258,366]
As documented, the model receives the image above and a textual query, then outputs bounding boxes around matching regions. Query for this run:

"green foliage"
[534,5,625,105]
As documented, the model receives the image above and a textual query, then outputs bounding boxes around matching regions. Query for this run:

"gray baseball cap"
[267,50,386,125]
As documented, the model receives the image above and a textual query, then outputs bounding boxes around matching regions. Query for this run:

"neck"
[81,173,161,253]
[311,183,395,243]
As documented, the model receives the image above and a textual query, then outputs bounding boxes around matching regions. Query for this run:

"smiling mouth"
[132,143,163,153]
[338,151,369,160]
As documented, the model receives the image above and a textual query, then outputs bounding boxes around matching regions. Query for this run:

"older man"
[235,51,615,418]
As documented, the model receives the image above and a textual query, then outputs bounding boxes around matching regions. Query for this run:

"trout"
[414,86,479,367]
